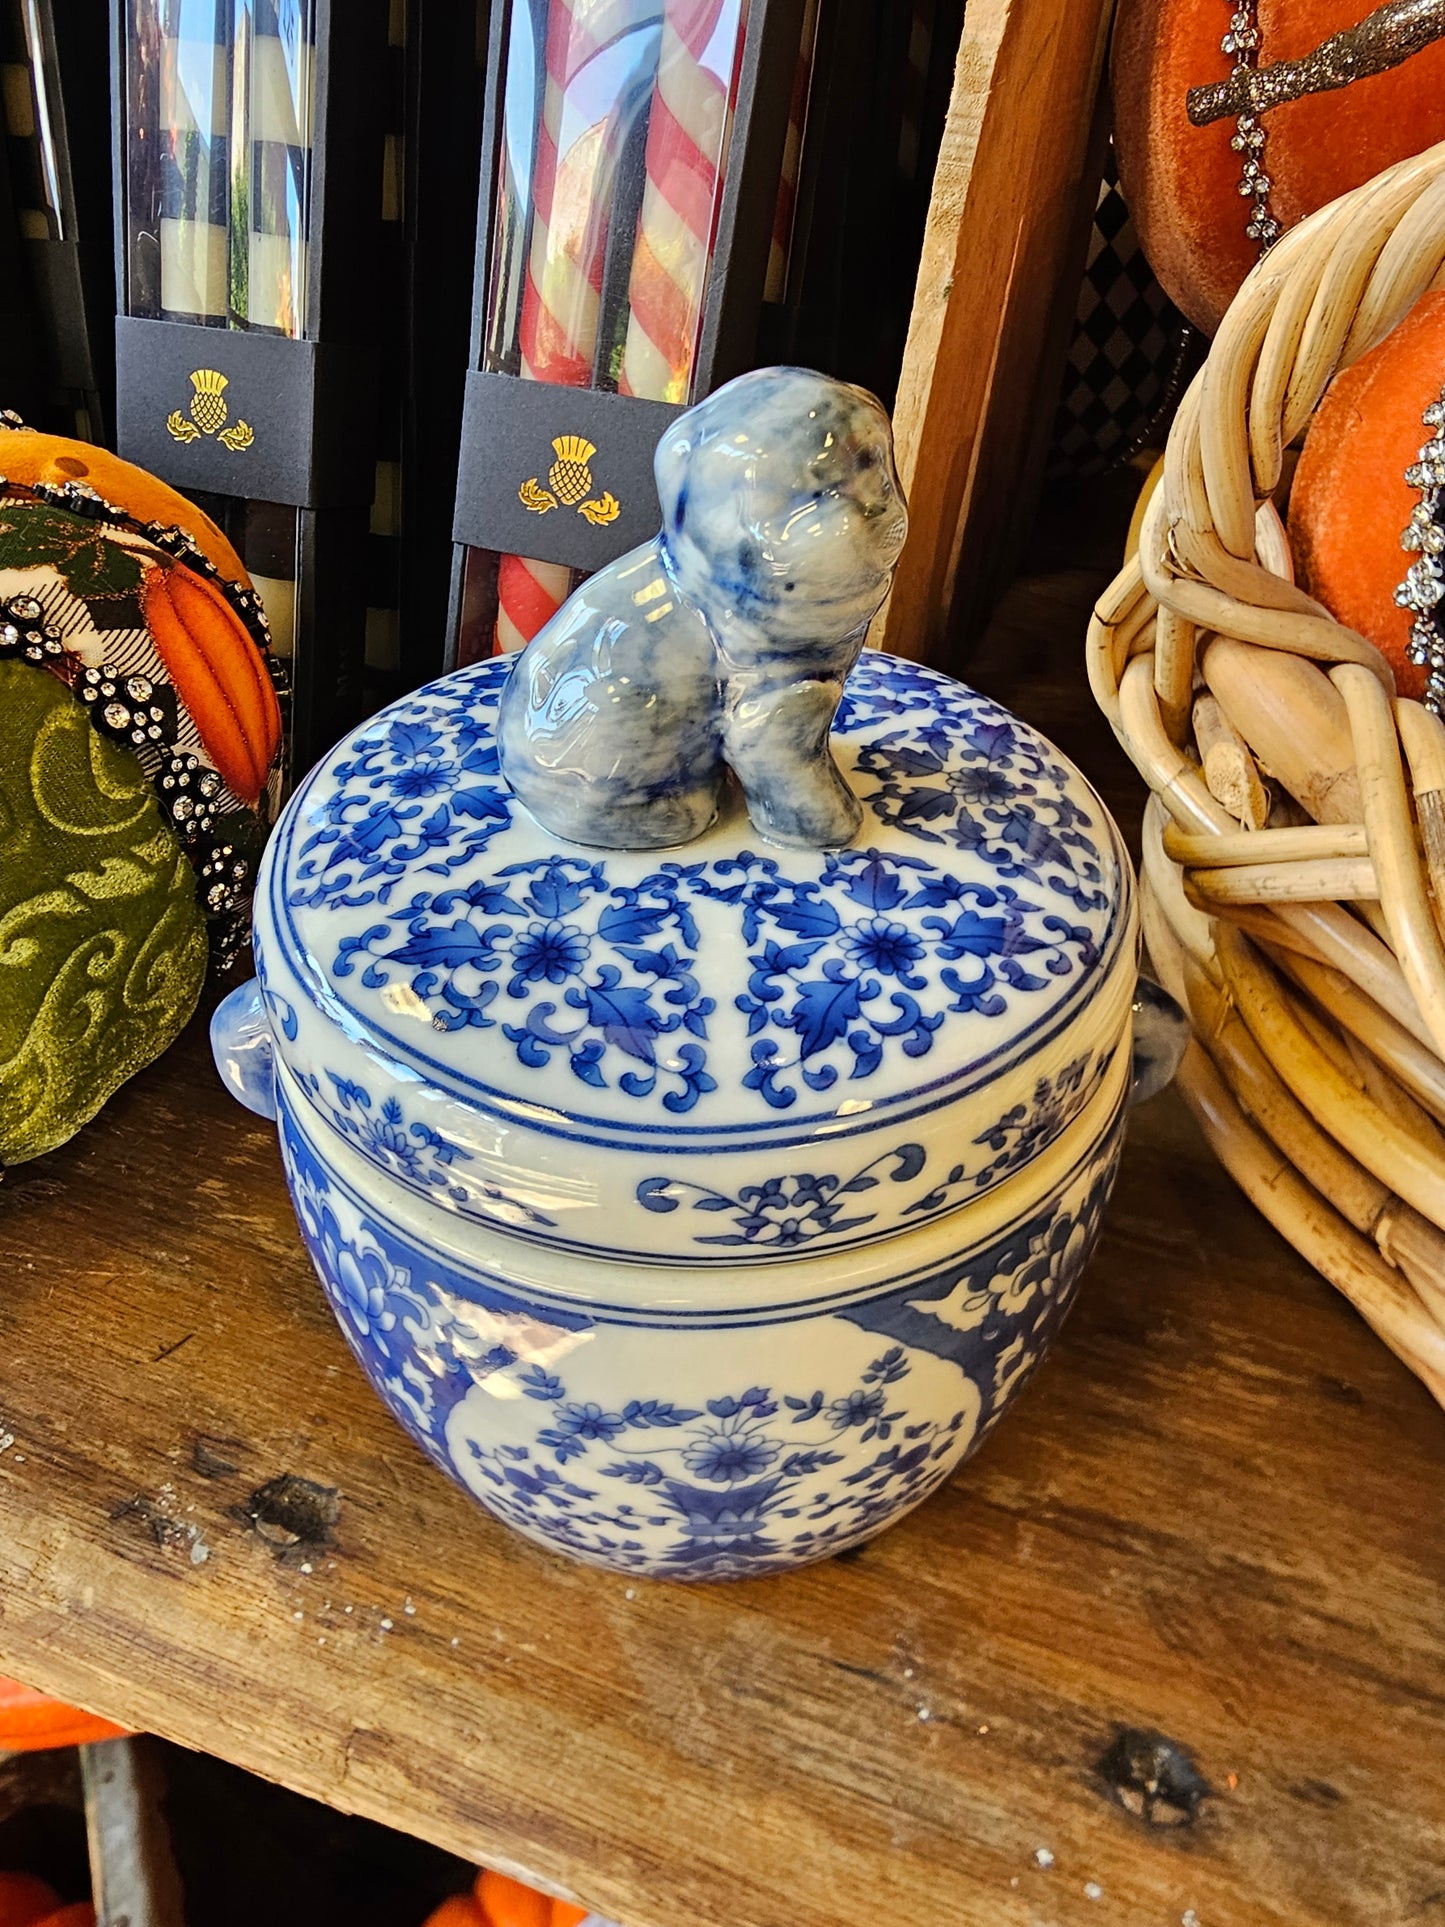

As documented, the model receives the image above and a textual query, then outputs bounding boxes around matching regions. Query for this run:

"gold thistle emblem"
[167,369,254,452]
[519,435,620,526]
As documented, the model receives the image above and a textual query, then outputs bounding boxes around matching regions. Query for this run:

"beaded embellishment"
[1398,388,1445,714]
[1219,2,1280,250]
[0,462,288,966]
[0,594,67,668]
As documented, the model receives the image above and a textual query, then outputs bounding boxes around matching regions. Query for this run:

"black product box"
[450,0,808,615]
[109,0,389,773]
[114,317,375,507]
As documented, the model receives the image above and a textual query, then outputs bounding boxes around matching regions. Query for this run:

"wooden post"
[873,0,1115,662]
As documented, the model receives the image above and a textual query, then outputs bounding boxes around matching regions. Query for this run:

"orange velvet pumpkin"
[1290,289,1445,700]
[0,1675,129,1753]
[142,564,283,806]
[424,1874,597,1927]
[1113,0,1445,333]
[0,426,246,582]
[474,1872,558,1927]
[460,1874,590,1927]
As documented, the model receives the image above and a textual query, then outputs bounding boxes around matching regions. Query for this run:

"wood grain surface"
[873,0,1113,666]
[2,529,1443,1927]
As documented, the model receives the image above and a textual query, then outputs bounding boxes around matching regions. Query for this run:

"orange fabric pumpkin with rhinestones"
[1290,288,1445,701]
[1113,0,1445,333]
[0,439,284,1166]
[0,422,281,805]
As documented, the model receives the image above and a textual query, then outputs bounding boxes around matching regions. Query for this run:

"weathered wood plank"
[1,551,1442,1927]
[874,0,1114,663]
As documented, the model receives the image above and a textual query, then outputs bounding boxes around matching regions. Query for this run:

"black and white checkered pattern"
[1048,152,1200,482]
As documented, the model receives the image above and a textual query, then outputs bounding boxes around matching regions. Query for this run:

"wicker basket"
[1088,141,1445,1410]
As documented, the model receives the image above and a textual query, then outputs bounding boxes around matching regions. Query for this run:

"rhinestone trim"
[1192,0,1445,130]
[1398,390,1445,713]
[1221,2,1281,250]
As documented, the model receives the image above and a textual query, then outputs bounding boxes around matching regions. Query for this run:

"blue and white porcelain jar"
[212,369,1179,1579]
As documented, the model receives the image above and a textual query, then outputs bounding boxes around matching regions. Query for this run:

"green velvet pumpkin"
[0,658,207,1164]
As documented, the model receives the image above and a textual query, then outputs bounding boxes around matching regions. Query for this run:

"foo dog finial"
[496,366,909,851]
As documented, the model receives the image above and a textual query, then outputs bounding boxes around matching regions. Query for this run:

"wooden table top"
[2,540,1442,1927]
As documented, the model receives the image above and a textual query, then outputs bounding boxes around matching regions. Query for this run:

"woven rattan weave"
[1089,142,1445,1407]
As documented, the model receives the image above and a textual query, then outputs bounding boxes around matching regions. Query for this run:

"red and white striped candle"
[496,0,663,653]
[618,0,740,406]
[490,0,751,651]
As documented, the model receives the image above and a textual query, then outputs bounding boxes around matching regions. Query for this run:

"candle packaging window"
[109,0,389,773]
[450,0,808,662]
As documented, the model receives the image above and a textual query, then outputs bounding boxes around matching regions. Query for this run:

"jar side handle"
[210,979,277,1121]
[1130,977,1188,1108]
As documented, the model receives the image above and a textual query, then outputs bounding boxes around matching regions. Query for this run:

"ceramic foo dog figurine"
[498,367,909,850]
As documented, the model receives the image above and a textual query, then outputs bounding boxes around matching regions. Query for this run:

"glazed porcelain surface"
[271,1040,1131,1577]
[213,367,1177,1579]
[498,368,908,851]
[251,649,1135,1263]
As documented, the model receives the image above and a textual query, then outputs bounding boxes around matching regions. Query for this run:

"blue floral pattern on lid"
[253,648,1134,1262]
[220,368,1154,1575]
[270,654,1124,1126]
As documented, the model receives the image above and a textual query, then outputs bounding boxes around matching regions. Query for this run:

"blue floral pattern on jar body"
[273,1047,1129,1578]
[212,371,1189,1579]
[253,650,1137,1265]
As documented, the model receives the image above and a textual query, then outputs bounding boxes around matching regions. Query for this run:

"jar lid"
[256,650,1134,1263]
